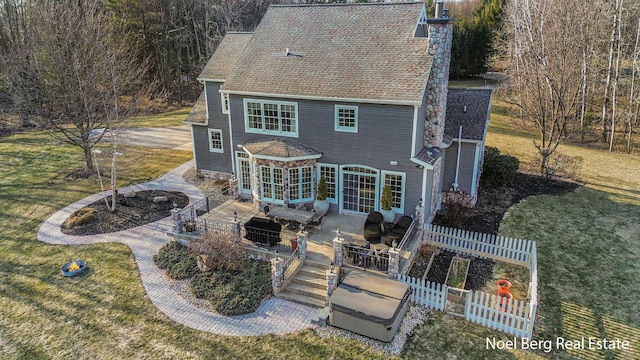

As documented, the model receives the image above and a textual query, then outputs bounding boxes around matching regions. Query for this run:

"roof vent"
[284,48,303,58]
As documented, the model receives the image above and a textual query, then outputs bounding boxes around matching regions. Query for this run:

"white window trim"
[339,164,380,215]
[208,129,224,153]
[221,92,229,114]
[288,166,314,204]
[381,170,406,213]
[243,98,299,137]
[317,163,338,204]
[235,151,252,195]
[260,165,284,204]
[334,105,358,133]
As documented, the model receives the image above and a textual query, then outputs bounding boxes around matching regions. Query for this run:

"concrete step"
[298,264,329,278]
[286,282,326,301]
[310,306,330,326]
[292,273,326,289]
[277,290,326,308]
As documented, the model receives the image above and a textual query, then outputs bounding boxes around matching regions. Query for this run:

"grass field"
[0,114,386,359]
[2,104,639,359]
[401,101,640,360]
[125,108,191,128]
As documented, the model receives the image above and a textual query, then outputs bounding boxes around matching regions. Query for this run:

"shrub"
[154,241,192,271]
[189,272,217,299]
[316,176,328,201]
[484,145,501,164]
[189,271,237,299]
[168,256,198,280]
[208,260,272,316]
[482,147,520,187]
[62,207,97,229]
[380,185,393,211]
[190,230,248,272]
[535,152,583,180]
[439,191,475,228]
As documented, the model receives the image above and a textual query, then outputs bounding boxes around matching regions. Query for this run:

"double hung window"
[244,99,298,137]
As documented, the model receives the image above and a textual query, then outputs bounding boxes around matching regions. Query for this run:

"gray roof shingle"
[221,3,431,104]
[414,146,443,166]
[183,93,207,125]
[243,138,322,159]
[444,88,492,141]
[198,32,254,81]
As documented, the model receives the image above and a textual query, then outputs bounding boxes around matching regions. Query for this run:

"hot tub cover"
[330,272,411,325]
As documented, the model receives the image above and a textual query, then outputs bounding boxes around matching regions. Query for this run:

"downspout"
[224,88,236,175]
[452,126,462,191]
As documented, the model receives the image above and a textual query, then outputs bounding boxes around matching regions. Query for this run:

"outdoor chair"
[363,211,383,243]
[385,215,413,247]
[307,214,323,233]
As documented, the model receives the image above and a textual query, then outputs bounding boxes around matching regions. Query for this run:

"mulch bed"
[418,172,580,290]
[61,190,188,236]
[437,172,581,235]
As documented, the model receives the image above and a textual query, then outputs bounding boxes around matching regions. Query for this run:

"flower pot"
[380,209,395,223]
[497,279,512,292]
[61,260,87,277]
[313,199,329,216]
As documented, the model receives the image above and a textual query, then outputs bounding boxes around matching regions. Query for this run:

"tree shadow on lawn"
[499,187,640,359]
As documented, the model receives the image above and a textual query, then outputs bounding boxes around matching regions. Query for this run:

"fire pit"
[61,260,87,277]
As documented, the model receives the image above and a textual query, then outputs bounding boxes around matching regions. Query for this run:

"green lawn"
[0,126,385,359]
[402,102,640,360]
[3,103,639,359]
[125,108,191,128]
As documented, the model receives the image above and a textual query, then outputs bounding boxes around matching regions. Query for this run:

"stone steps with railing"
[276,262,331,308]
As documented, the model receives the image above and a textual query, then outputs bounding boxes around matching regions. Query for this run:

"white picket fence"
[399,274,537,339]
[398,224,539,339]
[424,224,533,267]
[465,291,536,339]
[398,275,447,311]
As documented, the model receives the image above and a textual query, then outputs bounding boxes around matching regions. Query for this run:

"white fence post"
[404,224,539,340]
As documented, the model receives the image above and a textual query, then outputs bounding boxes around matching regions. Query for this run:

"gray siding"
[228,95,423,215]
[193,81,233,173]
[415,96,426,154]
[442,141,478,195]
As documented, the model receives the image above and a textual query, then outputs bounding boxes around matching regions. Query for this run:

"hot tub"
[329,272,411,342]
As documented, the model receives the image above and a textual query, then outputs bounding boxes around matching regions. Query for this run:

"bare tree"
[501,0,583,175]
[2,0,148,171]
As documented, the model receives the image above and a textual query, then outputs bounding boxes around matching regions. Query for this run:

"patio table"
[266,206,316,228]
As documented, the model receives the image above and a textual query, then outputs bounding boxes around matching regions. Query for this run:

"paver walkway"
[37,161,317,336]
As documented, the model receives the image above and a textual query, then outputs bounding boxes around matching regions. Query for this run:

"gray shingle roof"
[414,146,443,166]
[198,32,254,81]
[183,93,207,125]
[243,138,322,159]
[444,88,492,141]
[222,3,431,104]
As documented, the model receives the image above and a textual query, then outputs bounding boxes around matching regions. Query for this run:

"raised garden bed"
[445,257,470,304]
[408,244,437,279]
[409,249,496,293]
[445,257,470,289]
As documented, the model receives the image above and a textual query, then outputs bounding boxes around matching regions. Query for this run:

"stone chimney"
[424,1,454,147]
